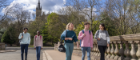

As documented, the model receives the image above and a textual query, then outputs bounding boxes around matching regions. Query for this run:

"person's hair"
[66,23,75,30]
[100,23,106,30]
[23,27,28,30]
[37,31,40,33]
[84,22,90,25]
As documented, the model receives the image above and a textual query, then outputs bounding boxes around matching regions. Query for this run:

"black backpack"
[58,30,67,52]
[58,41,65,52]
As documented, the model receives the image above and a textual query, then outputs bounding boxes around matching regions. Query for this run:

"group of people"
[18,28,43,60]
[61,22,110,60]
[18,22,110,60]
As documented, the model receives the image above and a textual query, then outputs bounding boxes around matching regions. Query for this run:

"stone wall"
[0,43,5,50]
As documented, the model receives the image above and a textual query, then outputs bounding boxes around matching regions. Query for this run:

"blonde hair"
[66,23,75,30]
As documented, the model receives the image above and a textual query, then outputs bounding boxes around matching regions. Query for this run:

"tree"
[66,0,101,32]
[105,0,140,35]
[46,13,65,45]
[1,24,16,46]
[0,0,8,23]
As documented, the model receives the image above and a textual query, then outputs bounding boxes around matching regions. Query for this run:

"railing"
[54,33,140,60]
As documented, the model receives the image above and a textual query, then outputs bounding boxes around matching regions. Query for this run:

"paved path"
[44,50,84,60]
[0,50,44,60]
[0,47,54,60]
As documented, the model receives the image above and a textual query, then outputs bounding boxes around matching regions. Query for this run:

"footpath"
[44,50,85,60]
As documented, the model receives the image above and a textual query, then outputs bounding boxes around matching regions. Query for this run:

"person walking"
[34,31,43,60]
[18,28,31,60]
[94,23,110,60]
[60,23,79,60]
[78,22,93,60]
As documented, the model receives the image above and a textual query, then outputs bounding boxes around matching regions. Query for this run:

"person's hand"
[65,38,69,40]
[77,44,79,48]
[34,48,36,49]
[83,34,86,37]
[41,48,43,49]
[107,44,109,47]
[21,36,23,38]
[97,38,100,40]
[69,38,73,41]
[91,47,93,50]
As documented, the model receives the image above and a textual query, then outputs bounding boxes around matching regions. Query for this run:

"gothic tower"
[36,0,42,17]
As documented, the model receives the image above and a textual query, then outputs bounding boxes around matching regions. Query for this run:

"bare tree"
[0,0,8,23]
[65,0,100,32]
[4,3,31,45]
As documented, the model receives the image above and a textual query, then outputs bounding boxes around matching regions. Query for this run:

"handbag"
[58,30,67,52]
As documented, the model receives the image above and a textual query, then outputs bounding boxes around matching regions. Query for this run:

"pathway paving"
[0,50,43,60]
[44,50,85,60]
[0,47,54,60]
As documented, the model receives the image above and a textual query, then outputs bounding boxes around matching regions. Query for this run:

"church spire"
[37,0,41,10]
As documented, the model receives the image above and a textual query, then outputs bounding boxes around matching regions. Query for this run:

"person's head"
[84,22,90,30]
[23,27,28,33]
[66,23,75,30]
[99,23,106,30]
[37,31,40,35]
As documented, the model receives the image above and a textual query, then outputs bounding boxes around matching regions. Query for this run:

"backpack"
[35,35,42,40]
[58,30,67,52]
[80,30,91,47]
[19,33,23,43]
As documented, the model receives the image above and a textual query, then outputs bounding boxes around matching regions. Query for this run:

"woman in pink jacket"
[34,31,43,60]
[78,22,94,60]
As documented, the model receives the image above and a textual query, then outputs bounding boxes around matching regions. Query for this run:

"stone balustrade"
[54,33,140,60]
[0,43,5,50]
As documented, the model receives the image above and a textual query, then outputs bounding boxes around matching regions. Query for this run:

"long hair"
[100,23,106,30]
[66,23,75,30]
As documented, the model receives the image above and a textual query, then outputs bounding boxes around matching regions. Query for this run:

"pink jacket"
[78,30,93,48]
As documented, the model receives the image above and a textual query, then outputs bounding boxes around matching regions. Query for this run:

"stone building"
[36,0,49,21]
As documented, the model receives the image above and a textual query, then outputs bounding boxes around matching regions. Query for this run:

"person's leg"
[102,46,107,60]
[69,43,74,60]
[64,43,70,60]
[36,47,39,60]
[98,46,104,60]
[87,47,91,60]
[21,44,25,60]
[81,47,86,60]
[25,44,29,60]
[37,47,41,60]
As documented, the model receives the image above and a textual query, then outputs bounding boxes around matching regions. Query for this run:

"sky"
[1,0,66,15]
[0,0,105,20]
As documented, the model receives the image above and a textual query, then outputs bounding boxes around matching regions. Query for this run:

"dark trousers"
[21,44,29,60]
[36,46,41,60]
[98,45,107,60]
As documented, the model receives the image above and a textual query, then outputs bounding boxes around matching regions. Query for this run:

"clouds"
[2,0,66,14]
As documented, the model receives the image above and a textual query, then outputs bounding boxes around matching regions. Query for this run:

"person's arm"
[61,30,69,40]
[90,32,93,48]
[94,30,99,39]
[106,31,110,44]
[78,31,85,40]
[34,36,36,48]
[73,33,78,42]
[18,33,22,39]
[41,36,43,48]
[28,34,31,44]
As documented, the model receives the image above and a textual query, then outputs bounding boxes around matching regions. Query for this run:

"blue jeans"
[64,43,74,60]
[81,47,91,60]
[36,46,41,60]
[21,44,29,60]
